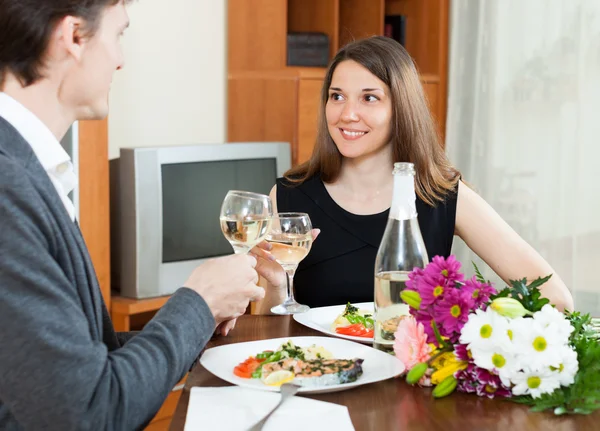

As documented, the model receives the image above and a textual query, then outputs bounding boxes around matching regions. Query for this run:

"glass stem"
[232,245,249,254]
[285,269,297,303]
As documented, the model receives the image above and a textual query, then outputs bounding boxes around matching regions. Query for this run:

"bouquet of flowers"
[394,255,600,415]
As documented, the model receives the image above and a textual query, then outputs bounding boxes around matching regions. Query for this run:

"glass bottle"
[374,162,429,353]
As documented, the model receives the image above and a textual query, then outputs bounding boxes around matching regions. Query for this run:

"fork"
[247,383,301,431]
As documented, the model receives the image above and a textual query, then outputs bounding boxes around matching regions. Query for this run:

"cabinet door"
[296,78,323,165]
[228,0,287,71]
[228,74,298,153]
[339,0,385,47]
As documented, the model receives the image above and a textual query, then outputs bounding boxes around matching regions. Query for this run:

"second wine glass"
[267,212,313,314]
[219,190,272,254]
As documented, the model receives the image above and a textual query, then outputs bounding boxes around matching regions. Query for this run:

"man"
[0,1,282,429]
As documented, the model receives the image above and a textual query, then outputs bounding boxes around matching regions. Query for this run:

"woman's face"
[325,60,393,160]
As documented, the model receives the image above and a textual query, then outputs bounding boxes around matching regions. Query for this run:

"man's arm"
[116,331,139,346]
[0,164,215,430]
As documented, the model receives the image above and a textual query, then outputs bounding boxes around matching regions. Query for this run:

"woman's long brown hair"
[284,36,460,206]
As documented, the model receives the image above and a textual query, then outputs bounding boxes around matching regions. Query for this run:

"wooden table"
[171,315,598,430]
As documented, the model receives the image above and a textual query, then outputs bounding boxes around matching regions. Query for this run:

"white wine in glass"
[268,233,313,270]
[267,213,313,314]
[219,190,272,254]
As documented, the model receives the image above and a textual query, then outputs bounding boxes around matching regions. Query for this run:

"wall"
[108,0,227,159]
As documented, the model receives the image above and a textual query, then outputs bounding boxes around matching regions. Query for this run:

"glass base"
[270,301,310,315]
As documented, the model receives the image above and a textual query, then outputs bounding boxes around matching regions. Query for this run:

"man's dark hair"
[0,0,129,87]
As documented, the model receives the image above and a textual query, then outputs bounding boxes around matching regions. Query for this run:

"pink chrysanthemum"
[418,273,450,308]
[426,255,465,284]
[463,277,496,309]
[405,267,425,292]
[433,288,474,337]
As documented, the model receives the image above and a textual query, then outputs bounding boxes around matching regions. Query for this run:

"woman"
[255,36,573,313]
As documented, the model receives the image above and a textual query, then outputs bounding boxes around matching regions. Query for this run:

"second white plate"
[293,302,375,344]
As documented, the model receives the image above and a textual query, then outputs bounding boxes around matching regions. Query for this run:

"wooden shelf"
[229,67,327,80]
[111,295,171,331]
[112,295,171,314]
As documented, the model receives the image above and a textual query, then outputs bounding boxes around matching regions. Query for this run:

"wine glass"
[267,213,313,314]
[219,190,272,254]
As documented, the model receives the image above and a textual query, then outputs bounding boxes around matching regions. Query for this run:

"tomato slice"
[233,356,263,378]
[335,323,374,338]
[234,365,252,378]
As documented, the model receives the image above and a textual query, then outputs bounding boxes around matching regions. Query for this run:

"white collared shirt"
[0,93,77,221]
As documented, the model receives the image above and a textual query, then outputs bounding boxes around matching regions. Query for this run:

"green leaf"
[472,261,488,284]
[492,275,553,313]
[527,274,553,291]
[343,302,359,316]
[489,287,510,301]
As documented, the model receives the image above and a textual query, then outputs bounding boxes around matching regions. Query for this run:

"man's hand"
[183,254,264,325]
[216,318,237,336]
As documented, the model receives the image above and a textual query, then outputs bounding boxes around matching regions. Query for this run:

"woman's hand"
[250,241,285,287]
[248,229,321,315]
[249,229,320,287]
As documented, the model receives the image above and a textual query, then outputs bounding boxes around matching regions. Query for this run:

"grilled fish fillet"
[261,358,364,387]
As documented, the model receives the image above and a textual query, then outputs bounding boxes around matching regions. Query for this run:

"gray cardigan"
[0,117,215,430]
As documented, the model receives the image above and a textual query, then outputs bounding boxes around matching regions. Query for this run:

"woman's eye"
[329,93,343,101]
[364,94,379,102]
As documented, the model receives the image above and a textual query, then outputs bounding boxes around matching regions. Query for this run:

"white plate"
[293,302,375,344]
[199,336,405,394]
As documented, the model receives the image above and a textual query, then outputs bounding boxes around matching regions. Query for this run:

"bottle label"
[389,175,417,220]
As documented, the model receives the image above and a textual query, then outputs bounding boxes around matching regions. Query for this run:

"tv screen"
[161,158,277,263]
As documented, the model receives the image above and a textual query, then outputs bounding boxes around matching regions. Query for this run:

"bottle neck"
[389,174,417,220]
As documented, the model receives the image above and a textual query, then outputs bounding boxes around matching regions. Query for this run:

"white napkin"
[184,386,355,431]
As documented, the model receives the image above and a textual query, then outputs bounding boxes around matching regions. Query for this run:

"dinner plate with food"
[199,336,405,394]
[291,302,380,343]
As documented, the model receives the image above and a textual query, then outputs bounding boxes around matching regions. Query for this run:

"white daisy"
[470,347,519,386]
[511,318,563,369]
[550,346,579,387]
[460,308,513,352]
[532,304,573,344]
[511,366,561,399]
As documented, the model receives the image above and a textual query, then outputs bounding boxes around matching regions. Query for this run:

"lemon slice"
[262,370,295,387]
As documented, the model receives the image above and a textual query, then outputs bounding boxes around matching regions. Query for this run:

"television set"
[110,142,292,298]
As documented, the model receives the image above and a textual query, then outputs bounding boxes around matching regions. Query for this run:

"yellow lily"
[430,352,468,385]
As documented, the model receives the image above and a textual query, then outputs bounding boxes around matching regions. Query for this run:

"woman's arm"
[455,181,574,311]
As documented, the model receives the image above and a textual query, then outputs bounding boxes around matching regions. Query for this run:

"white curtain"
[446,0,600,314]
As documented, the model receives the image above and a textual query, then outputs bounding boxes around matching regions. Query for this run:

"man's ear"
[56,16,87,61]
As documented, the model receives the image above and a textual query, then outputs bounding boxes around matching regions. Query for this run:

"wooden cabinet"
[228,68,323,165]
[78,119,111,311]
[227,0,450,164]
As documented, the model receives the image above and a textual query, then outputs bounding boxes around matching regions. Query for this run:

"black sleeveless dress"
[276,175,458,307]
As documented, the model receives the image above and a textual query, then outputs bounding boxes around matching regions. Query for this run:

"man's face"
[60,2,129,120]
